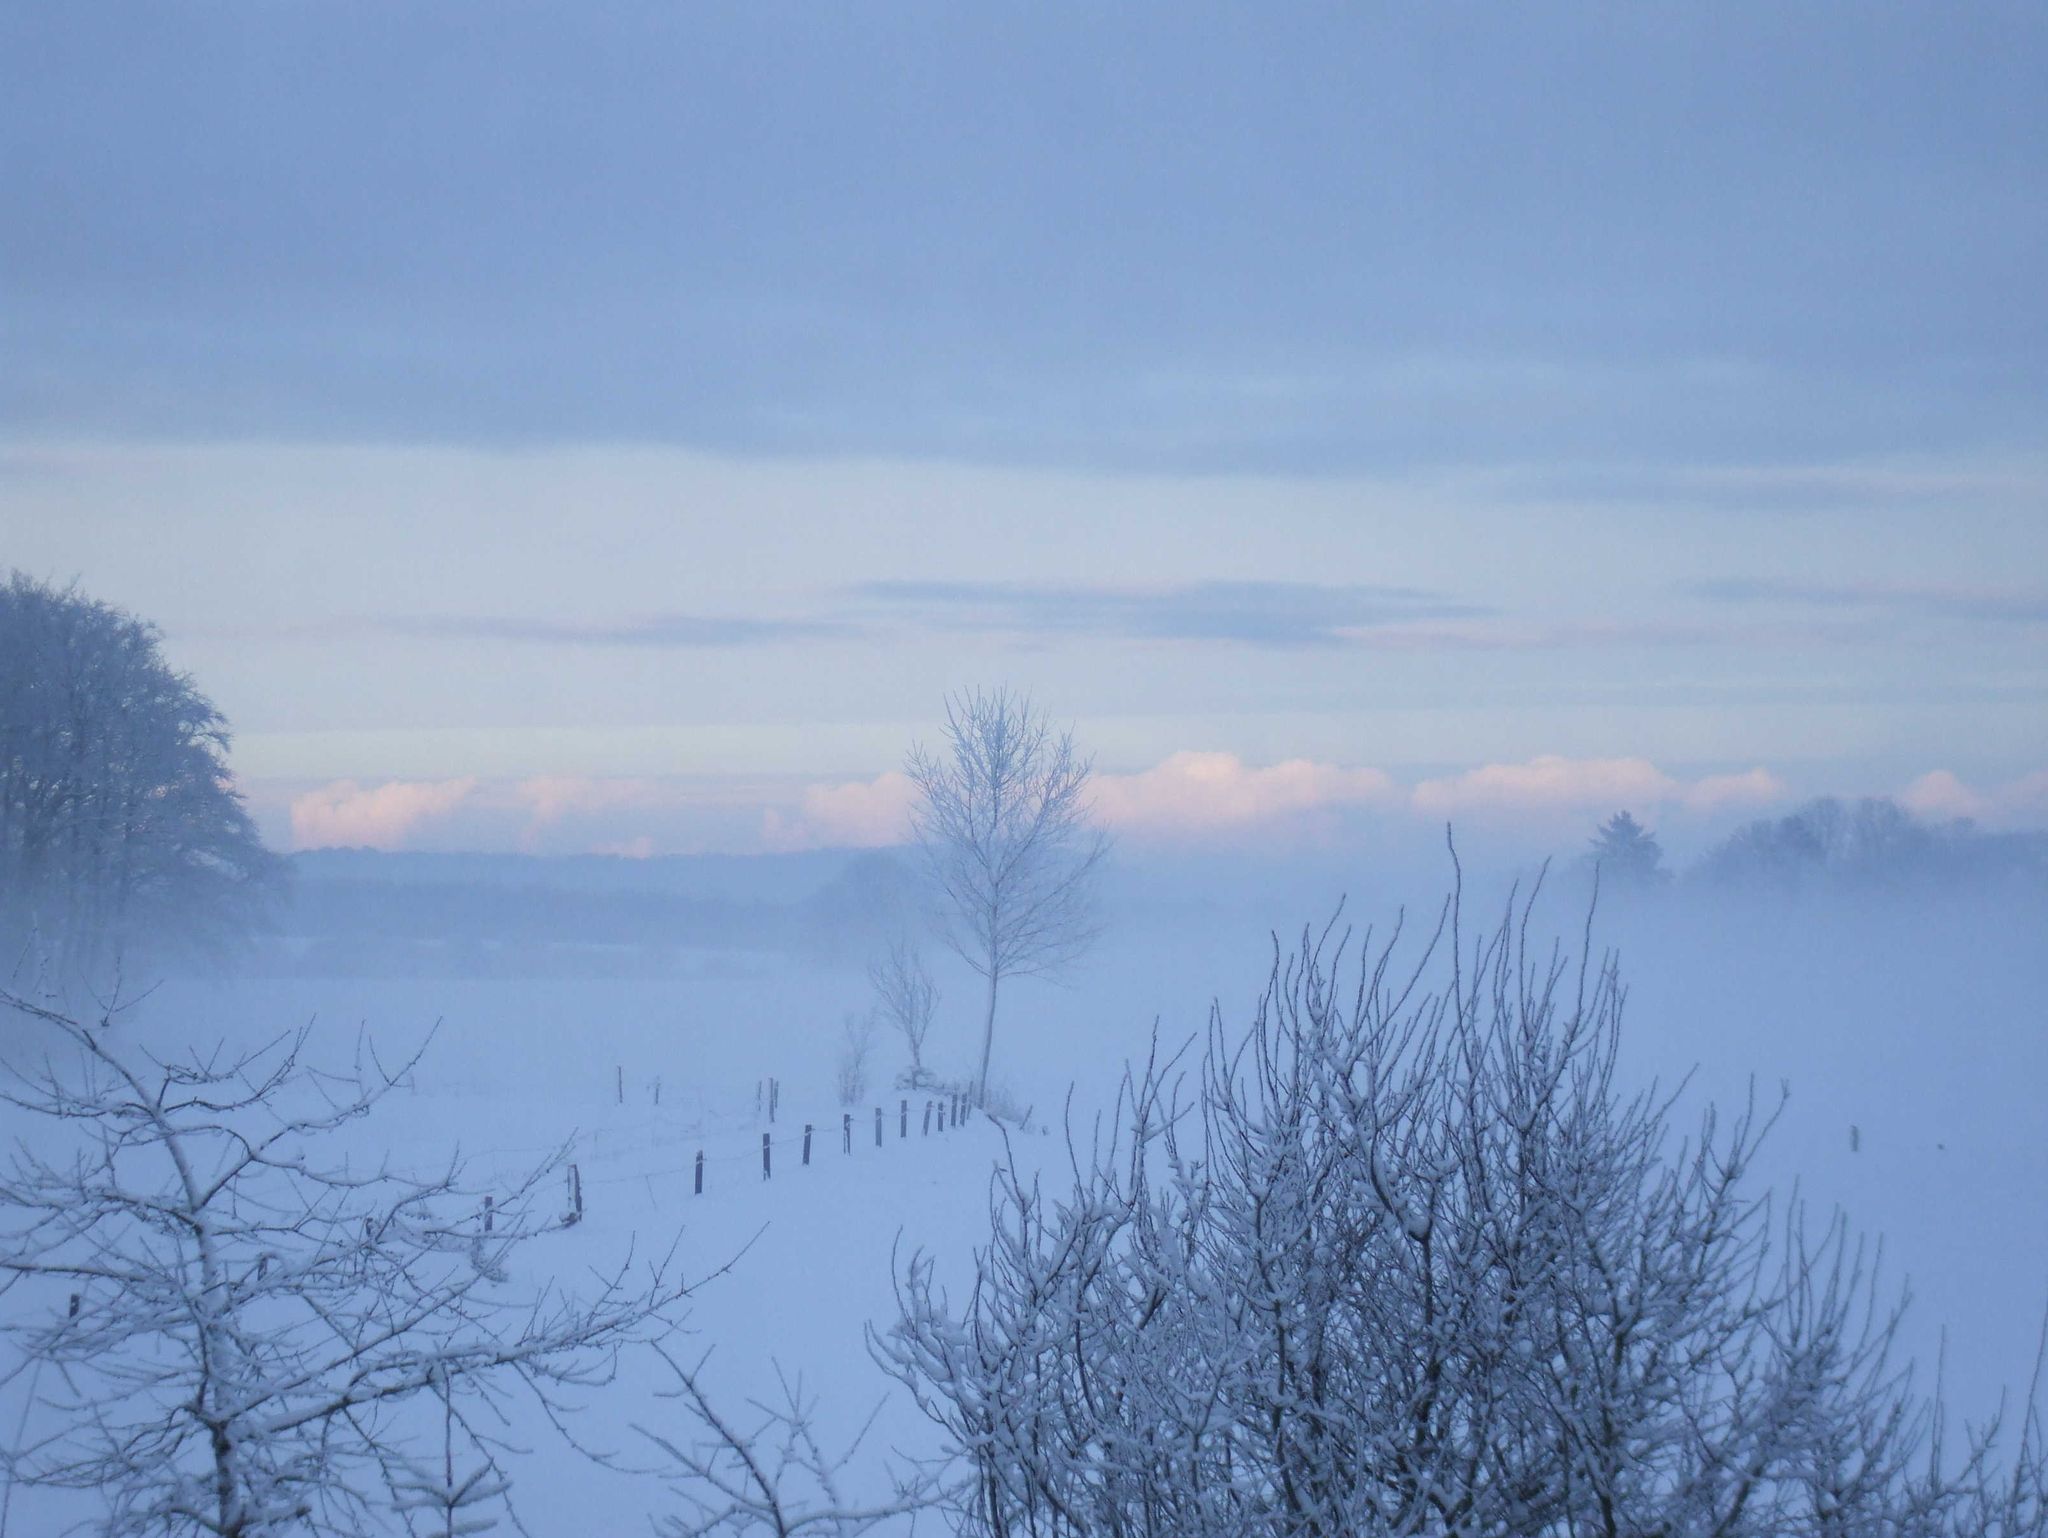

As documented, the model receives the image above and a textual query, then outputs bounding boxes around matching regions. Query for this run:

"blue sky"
[3,4,2044,855]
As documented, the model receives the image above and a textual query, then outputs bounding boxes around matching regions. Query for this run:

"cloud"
[391,613,854,647]
[1089,751,1398,839]
[1686,578,2048,626]
[514,775,669,828]
[1682,768,1790,812]
[762,771,920,852]
[289,777,479,850]
[848,580,1489,647]
[766,753,1793,853]
[1411,756,1788,821]
[1900,768,2048,827]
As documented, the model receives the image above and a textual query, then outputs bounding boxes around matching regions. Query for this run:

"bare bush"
[641,1349,945,1537]
[868,937,939,1091]
[877,866,2046,1537]
[834,1010,877,1108]
[0,987,690,1537]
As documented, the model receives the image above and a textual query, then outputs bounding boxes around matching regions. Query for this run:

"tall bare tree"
[906,689,1108,1106]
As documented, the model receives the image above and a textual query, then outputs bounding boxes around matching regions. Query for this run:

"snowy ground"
[4,874,2044,1535]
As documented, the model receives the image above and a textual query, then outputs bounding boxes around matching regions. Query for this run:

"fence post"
[694,1151,704,1195]
[569,1163,583,1224]
[482,1195,493,1234]
[616,1066,623,1105]
[842,1112,852,1153]
[874,1106,883,1148]
[803,1123,814,1165]
[923,1099,932,1135]
[769,1077,779,1123]
[900,1098,908,1138]
[762,1132,772,1181]
[653,1075,661,1107]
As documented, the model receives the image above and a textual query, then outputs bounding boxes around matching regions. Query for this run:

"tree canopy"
[0,572,283,984]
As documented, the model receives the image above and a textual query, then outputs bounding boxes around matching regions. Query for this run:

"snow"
[4,863,2044,1534]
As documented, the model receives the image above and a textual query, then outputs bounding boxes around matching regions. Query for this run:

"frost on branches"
[879,867,2047,1538]
[0,988,689,1538]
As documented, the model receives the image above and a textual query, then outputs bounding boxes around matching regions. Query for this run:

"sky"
[3,3,2044,859]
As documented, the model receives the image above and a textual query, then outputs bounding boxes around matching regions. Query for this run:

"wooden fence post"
[568,1163,583,1224]
[923,1099,932,1135]
[762,1132,772,1180]
[803,1123,813,1165]
[842,1112,852,1153]
[694,1151,704,1194]
[481,1195,493,1234]
[900,1098,908,1138]
[874,1106,883,1148]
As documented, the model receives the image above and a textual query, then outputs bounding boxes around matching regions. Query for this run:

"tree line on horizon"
[1584,798,2046,896]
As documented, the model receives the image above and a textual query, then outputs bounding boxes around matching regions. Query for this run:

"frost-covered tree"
[907,688,1108,1105]
[0,987,689,1537]
[0,573,284,985]
[878,867,2045,1537]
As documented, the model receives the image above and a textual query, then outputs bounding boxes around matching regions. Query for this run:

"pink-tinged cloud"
[510,775,681,849]
[762,771,920,852]
[1900,768,2048,827]
[1411,756,1680,818]
[1681,767,1788,812]
[289,777,479,850]
[1410,756,1788,821]
[1090,751,1398,838]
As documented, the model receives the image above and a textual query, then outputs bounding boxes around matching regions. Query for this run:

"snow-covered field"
[5,872,2045,1535]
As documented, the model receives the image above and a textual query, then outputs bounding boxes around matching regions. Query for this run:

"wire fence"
[573,1087,980,1198]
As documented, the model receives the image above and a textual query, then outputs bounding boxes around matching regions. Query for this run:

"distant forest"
[254,798,2048,979]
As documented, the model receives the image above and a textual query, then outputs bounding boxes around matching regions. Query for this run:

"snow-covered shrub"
[0,987,689,1538]
[879,875,2047,1538]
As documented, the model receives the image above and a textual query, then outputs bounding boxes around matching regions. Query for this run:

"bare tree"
[877,866,2046,1536]
[906,689,1108,1105]
[0,987,691,1537]
[867,937,939,1091]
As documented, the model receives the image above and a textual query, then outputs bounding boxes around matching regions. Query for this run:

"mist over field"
[7,4,2047,1533]
[130,836,2048,1429]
